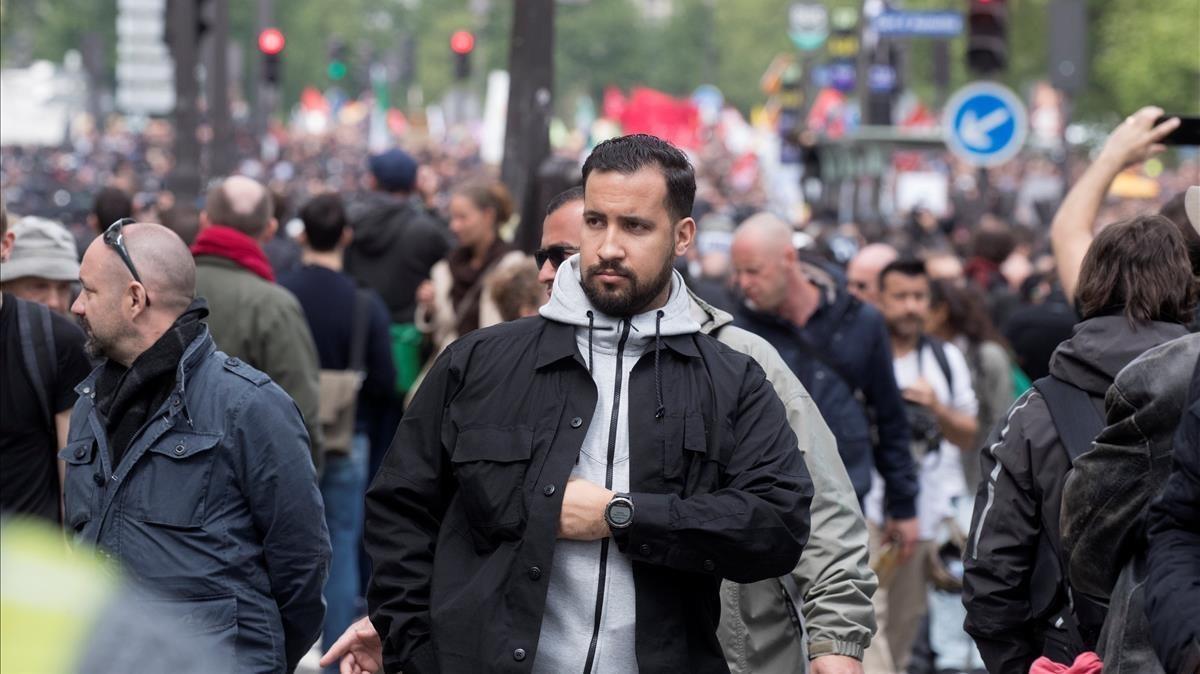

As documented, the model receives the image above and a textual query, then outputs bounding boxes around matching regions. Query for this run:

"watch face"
[609,501,633,526]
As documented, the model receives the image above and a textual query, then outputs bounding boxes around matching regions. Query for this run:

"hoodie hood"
[688,288,733,334]
[540,254,700,341]
[345,191,412,257]
[1049,315,1189,395]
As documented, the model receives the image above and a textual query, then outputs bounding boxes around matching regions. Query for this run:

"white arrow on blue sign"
[942,82,1029,167]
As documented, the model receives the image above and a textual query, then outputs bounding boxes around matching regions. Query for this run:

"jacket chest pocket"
[60,439,100,532]
[661,411,731,497]
[132,431,223,528]
[450,426,533,551]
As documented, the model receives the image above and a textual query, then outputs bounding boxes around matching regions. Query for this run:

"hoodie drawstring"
[586,310,595,375]
[654,310,665,419]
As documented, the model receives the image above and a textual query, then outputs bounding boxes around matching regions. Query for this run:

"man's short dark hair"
[546,186,584,217]
[298,194,348,252]
[581,134,696,223]
[879,258,929,289]
[92,187,133,231]
[203,180,273,237]
[1077,214,1197,325]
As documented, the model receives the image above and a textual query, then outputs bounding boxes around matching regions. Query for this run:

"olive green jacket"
[195,256,323,466]
[690,291,877,671]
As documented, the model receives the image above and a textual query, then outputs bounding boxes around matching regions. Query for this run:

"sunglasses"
[103,218,150,306]
[534,244,578,271]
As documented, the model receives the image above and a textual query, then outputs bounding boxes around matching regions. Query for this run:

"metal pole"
[501,0,555,254]
[207,0,233,177]
[255,0,275,146]
[169,0,201,208]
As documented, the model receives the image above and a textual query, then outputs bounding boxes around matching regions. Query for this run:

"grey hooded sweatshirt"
[534,255,700,674]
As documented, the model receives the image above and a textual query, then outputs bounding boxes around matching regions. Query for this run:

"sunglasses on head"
[103,218,150,306]
[534,244,578,271]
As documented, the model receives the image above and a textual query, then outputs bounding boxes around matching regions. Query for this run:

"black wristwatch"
[604,493,634,530]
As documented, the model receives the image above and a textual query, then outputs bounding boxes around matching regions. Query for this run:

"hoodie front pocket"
[451,426,534,549]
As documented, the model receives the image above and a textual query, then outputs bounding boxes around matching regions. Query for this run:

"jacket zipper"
[582,319,630,674]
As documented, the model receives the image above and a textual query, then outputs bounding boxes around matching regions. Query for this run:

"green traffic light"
[328,60,347,80]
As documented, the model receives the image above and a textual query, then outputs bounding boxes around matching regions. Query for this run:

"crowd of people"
[1,103,1198,674]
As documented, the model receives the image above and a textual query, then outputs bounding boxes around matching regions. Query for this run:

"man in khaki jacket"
[323,188,876,674]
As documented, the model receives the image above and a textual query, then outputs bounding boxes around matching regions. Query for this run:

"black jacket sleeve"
[364,348,458,674]
[1145,367,1200,674]
[862,312,919,520]
[962,390,1043,674]
[613,359,813,583]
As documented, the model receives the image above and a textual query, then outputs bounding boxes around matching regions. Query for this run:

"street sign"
[116,0,174,115]
[872,11,963,38]
[942,82,1028,166]
[788,3,829,51]
[868,64,897,93]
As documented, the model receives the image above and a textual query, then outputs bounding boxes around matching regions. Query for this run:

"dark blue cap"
[368,148,418,193]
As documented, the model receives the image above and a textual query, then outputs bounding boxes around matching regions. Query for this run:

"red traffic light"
[450,30,475,55]
[258,28,286,55]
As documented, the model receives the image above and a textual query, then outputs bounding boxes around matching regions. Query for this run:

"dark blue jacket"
[733,262,918,519]
[61,327,331,673]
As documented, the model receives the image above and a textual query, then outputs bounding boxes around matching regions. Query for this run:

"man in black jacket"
[364,134,813,673]
[963,214,1194,673]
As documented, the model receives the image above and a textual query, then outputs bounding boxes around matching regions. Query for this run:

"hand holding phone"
[1156,115,1200,146]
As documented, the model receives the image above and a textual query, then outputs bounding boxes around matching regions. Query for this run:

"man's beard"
[582,251,675,318]
[81,317,114,360]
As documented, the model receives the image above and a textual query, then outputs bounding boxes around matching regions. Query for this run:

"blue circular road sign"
[942,82,1028,167]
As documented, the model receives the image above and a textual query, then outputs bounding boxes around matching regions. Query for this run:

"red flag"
[618,87,701,149]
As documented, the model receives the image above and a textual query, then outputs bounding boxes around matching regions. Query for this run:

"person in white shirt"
[867,258,978,673]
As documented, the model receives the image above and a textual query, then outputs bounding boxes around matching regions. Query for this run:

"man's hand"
[810,654,864,674]
[884,517,920,563]
[319,615,383,674]
[901,378,937,409]
[1097,106,1179,170]
[415,280,435,312]
[558,478,613,541]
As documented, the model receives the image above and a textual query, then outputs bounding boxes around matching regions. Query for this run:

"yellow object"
[1,520,117,674]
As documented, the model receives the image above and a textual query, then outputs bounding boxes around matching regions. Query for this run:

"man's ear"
[340,227,354,248]
[261,217,278,243]
[88,213,99,233]
[198,211,211,231]
[674,217,696,257]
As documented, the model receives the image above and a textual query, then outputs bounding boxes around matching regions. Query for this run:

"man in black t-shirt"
[0,208,93,521]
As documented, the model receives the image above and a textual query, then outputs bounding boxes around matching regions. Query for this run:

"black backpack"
[1031,375,1109,653]
[14,298,59,434]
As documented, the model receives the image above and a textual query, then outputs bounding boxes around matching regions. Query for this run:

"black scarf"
[95,300,208,468]
[447,238,512,337]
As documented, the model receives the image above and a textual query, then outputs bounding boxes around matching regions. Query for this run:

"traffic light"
[450,30,474,81]
[328,39,348,81]
[966,0,1008,74]
[258,27,285,85]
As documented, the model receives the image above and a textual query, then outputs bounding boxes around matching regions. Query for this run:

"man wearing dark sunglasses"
[67,221,330,673]
[534,186,584,300]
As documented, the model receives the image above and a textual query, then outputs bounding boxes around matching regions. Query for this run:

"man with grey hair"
[66,220,330,672]
[192,175,323,464]
[846,243,898,308]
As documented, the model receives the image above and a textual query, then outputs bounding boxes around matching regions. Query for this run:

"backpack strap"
[349,289,372,374]
[15,298,59,433]
[1031,375,1104,463]
[919,334,955,395]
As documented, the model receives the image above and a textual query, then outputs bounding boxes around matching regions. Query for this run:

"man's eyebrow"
[583,209,605,220]
[616,214,655,228]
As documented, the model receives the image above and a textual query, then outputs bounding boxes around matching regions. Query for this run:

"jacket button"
[74,446,86,459]
[174,444,186,455]
[570,416,583,428]
[226,357,240,366]
[542,484,556,497]
[528,566,542,580]
[513,648,526,662]
[639,544,651,556]
[92,473,105,486]
[702,559,715,572]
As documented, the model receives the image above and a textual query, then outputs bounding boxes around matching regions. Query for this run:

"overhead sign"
[826,34,860,58]
[788,3,829,51]
[116,0,174,115]
[943,82,1028,166]
[872,11,963,38]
